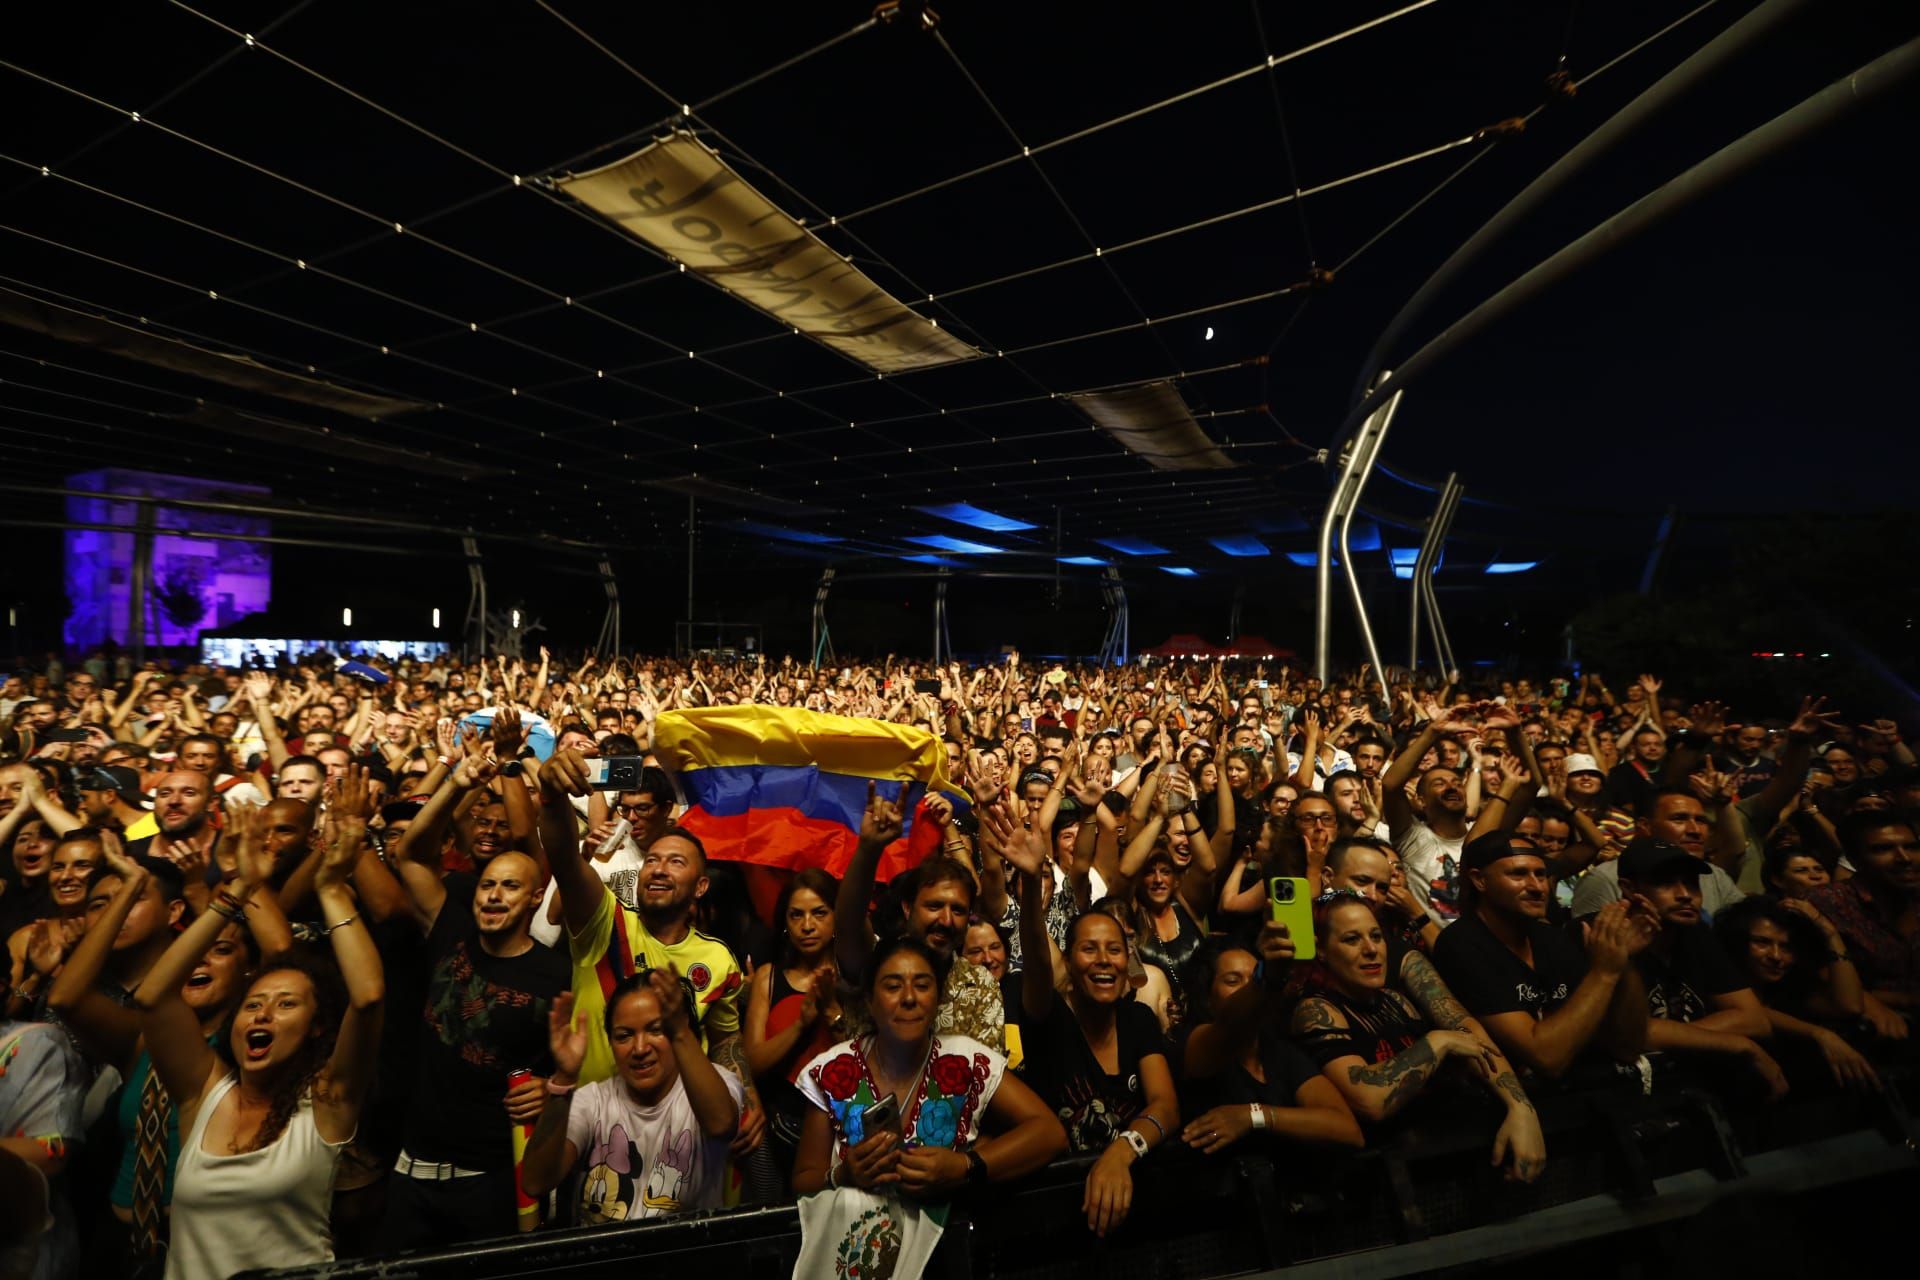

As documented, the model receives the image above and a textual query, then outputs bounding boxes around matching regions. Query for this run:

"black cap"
[1461,831,1542,871]
[79,764,146,806]
[1618,837,1709,882]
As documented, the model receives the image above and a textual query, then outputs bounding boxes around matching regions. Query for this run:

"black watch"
[965,1149,989,1187]
[499,760,525,778]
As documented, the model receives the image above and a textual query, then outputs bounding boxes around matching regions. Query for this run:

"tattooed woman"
[1288,892,1546,1182]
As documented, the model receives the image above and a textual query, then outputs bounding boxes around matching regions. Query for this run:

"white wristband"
[1249,1103,1268,1131]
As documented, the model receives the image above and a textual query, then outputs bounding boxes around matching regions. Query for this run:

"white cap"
[1565,753,1604,776]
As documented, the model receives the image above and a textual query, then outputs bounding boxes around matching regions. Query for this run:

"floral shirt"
[840,956,1004,1054]
[1807,880,1919,1000]
[798,1035,1006,1157]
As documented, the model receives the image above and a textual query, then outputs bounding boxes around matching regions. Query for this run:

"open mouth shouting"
[243,1028,276,1063]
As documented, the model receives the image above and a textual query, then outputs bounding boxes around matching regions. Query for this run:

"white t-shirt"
[1393,820,1464,924]
[1286,748,1354,792]
[530,840,642,947]
[564,1068,745,1226]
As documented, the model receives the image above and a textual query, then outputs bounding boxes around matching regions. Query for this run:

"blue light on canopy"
[905,535,1006,554]
[1285,552,1333,568]
[1095,536,1169,556]
[1485,561,1539,574]
[1348,520,1382,552]
[737,520,842,544]
[1058,556,1108,566]
[1159,566,1199,577]
[1391,547,1419,580]
[917,502,1037,532]
[899,553,962,566]
[1208,536,1270,557]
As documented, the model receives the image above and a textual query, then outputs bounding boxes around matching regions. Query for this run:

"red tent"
[1221,634,1296,658]
[1140,633,1221,658]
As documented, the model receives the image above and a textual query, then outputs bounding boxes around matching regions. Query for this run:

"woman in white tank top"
[133,791,386,1278]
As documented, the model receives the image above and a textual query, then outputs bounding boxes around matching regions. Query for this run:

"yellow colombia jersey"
[566,887,743,1087]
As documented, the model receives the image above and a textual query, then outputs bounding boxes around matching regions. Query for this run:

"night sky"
[1,1,1913,662]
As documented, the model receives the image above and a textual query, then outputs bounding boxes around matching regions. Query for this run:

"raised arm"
[309,776,386,1145]
[46,843,150,1069]
[980,800,1057,1023]
[536,748,605,940]
[655,965,740,1140]
[242,672,291,775]
[833,782,903,981]
[522,990,586,1199]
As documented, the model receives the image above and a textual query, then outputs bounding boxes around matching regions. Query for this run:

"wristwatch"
[1117,1128,1150,1161]
[965,1149,989,1187]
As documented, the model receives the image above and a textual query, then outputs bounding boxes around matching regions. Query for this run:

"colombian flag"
[651,706,969,882]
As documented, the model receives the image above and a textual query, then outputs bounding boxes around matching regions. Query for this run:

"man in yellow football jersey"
[539,749,768,1157]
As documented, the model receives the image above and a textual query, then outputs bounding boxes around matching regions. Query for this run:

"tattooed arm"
[1291,996,1443,1123]
[708,1028,768,1156]
[1394,956,1546,1179]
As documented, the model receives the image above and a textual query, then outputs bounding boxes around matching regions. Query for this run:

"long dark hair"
[773,868,839,968]
[1712,897,1827,1004]
[214,947,346,1151]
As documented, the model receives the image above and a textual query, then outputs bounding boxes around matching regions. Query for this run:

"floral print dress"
[793,1034,1006,1280]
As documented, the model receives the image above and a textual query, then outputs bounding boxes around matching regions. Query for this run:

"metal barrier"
[248,1079,1919,1279]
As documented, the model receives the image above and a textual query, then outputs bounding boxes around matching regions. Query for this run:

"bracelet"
[210,898,244,923]
[545,1078,576,1096]
[1249,1103,1268,1131]
[322,913,359,935]
[1135,1113,1165,1144]
[1483,794,1508,806]
[1829,951,1852,964]
[437,755,453,767]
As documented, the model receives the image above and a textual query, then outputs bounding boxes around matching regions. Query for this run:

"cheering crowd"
[0,648,1914,1278]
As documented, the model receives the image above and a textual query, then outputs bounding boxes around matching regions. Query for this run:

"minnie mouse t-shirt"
[564,1068,746,1225]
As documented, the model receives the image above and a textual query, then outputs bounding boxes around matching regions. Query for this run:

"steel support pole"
[1336,392,1402,684]
[933,573,951,665]
[461,536,486,661]
[1422,482,1463,677]
[1314,381,1397,684]
[810,569,835,670]
[1330,31,1920,462]
[128,501,155,665]
[1409,473,1459,671]
[685,494,696,627]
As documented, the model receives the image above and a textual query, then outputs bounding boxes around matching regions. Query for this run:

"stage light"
[918,502,1037,532]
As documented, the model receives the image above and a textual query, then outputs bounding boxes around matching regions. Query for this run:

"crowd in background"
[0,645,1914,1278]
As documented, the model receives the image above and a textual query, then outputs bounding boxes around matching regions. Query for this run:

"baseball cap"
[1564,753,1604,776]
[1461,831,1542,871]
[1618,837,1708,882]
[79,765,148,807]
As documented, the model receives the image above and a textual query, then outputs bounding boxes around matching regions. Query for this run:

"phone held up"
[1267,876,1316,960]
[586,756,646,791]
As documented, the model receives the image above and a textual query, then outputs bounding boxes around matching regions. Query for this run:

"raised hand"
[978,801,1044,877]
[490,708,526,759]
[315,800,366,890]
[859,779,905,845]
[1788,696,1845,741]
[1688,702,1729,736]
[648,962,693,1037]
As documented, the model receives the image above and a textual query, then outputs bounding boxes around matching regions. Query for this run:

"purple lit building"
[64,470,272,651]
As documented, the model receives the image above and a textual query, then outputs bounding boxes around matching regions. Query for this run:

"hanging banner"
[556,132,981,374]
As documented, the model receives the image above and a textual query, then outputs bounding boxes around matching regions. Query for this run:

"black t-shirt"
[1637,922,1746,1025]
[1432,912,1589,1023]
[1294,986,1430,1071]
[1168,1023,1320,1113]
[1021,997,1168,1153]
[403,872,572,1169]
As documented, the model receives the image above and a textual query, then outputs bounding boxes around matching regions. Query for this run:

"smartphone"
[862,1092,902,1137]
[1268,877,1316,960]
[596,818,632,857]
[586,756,645,791]
[913,678,941,695]
[43,728,93,743]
